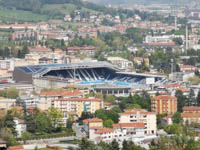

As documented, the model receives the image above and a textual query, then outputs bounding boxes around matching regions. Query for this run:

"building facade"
[152,95,177,115]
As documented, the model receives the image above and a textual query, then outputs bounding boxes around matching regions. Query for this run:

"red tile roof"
[95,128,115,134]
[153,95,177,101]
[83,118,103,125]
[179,65,195,69]
[181,113,200,118]
[120,108,154,115]
[8,145,24,150]
[40,90,83,97]
[56,97,102,102]
[14,117,25,124]
[149,42,175,46]
[104,102,112,106]
[183,106,200,111]
[160,83,183,88]
[176,88,190,92]
[113,123,145,128]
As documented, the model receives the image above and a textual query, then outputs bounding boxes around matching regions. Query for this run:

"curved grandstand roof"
[16,61,120,77]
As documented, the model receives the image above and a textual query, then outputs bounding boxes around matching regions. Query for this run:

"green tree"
[35,112,52,133]
[4,110,16,135]
[196,90,200,106]
[175,90,185,112]
[21,131,32,144]
[172,112,183,124]
[104,119,114,128]
[66,118,73,129]
[122,140,128,150]
[111,139,120,150]
[126,104,141,109]
[0,128,18,146]
[48,107,64,130]
[104,94,116,104]
[7,87,19,99]
[78,138,98,150]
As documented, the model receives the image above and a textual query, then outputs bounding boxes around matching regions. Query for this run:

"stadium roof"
[16,61,120,77]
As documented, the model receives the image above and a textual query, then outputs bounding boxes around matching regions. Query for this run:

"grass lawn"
[0,8,49,22]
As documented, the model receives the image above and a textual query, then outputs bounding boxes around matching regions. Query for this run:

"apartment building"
[54,97,103,117]
[38,90,84,110]
[119,108,157,135]
[107,57,133,70]
[181,106,200,124]
[152,95,177,115]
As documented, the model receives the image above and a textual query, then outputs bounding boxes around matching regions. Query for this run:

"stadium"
[13,61,165,88]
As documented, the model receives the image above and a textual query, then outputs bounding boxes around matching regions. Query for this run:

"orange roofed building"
[181,106,200,124]
[119,108,157,135]
[152,95,177,115]
[38,90,84,110]
[83,118,103,131]
[54,97,104,117]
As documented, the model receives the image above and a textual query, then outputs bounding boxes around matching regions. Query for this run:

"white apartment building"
[145,35,184,44]
[14,117,26,137]
[17,95,39,108]
[89,122,146,144]
[0,59,15,71]
[119,109,157,135]
[107,57,133,70]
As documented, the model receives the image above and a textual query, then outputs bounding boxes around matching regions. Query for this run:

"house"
[0,98,16,110]
[28,46,52,54]
[152,95,177,115]
[183,106,200,113]
[179,64,196,73]
[83,118,103,131]
[119,108,157,135]
[67,46,97,56]
[14,117,26,137]
[181,113,200,124]
[133,57,149,66]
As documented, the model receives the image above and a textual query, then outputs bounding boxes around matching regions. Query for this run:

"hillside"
[86,0,196,6]
[0,0,117,22]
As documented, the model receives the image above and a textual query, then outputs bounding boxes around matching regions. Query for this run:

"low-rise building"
[17,95,38,108]
[83,118,103,131]
[0,98,16,110]
[14,117,26,137]
[152,95,177,115]
[119,108,157,135]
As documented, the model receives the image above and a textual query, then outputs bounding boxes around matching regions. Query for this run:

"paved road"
[22,136,76,144]
[23,143,78,150]
[72,123,87,139]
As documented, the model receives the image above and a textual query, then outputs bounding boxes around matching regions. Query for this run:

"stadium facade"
[13,62,165,90]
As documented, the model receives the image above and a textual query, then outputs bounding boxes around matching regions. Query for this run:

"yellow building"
[54,97,103,117]
[152,95,177,115]
[83,118,103,128]
[183,106,200,113]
